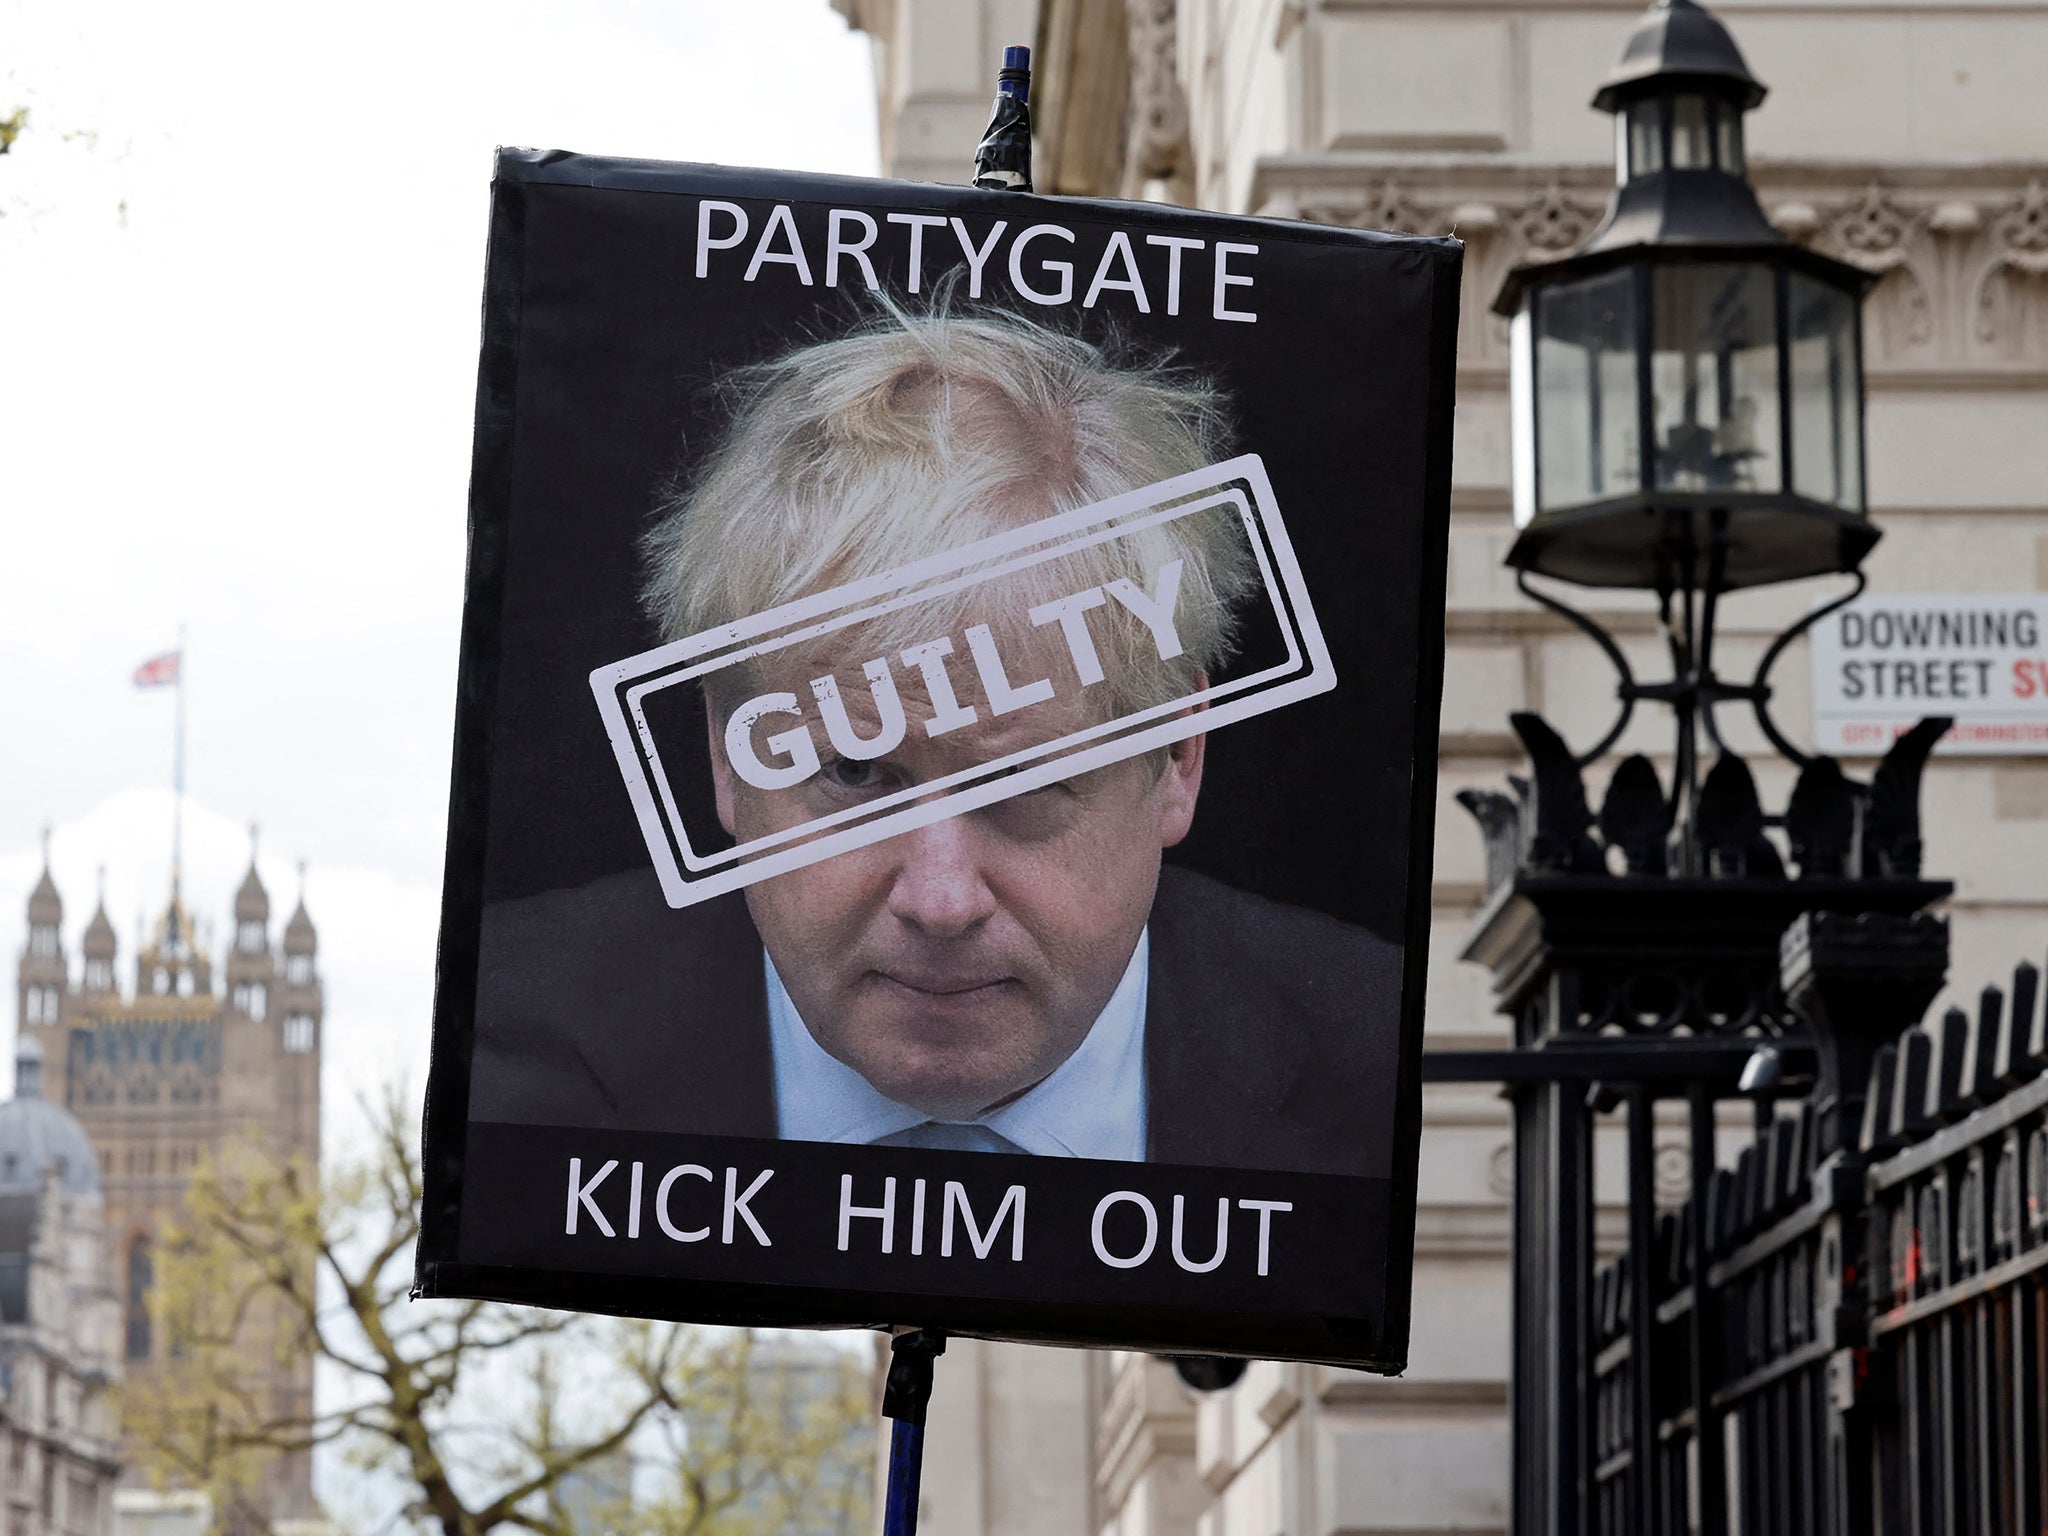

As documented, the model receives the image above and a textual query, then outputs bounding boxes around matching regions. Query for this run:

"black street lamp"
[1474,0,1914,869]
[1435,4,1964,1532]
[1496,0,1876,593]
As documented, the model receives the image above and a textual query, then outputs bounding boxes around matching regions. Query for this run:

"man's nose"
[885,815,999,936]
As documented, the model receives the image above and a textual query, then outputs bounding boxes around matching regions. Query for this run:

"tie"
[872,1121,1026,1154]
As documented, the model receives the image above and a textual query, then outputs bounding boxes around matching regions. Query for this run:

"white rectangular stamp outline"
[636,485,1301,867]
[590,453,1335,908]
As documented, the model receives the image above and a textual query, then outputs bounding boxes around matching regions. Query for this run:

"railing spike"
[1859,1042,1898,1157]
[1968,985,2007,1109]
[2007,957,2048,1085]
[1598,753,1671,875]
[1927,1005,1972,1125]
[1708,1167,1737,1256]
[1735,1144,1761,1239]
[1509,712,1605,874]
[1780,1105,1811,1210]
[1759,1115,1787,1223]
[1784,754,1855,878]
[1698,753,1786,880]
[1667,1199,1694,1286]
[1889,1027,1936,1142]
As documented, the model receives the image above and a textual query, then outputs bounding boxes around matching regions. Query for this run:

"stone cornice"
[1251,159,2048,376]
[1257,154,2048,184]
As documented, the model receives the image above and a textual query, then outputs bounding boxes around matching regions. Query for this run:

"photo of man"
[467,306,1403,1179]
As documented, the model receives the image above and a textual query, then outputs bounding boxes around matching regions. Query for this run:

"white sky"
[3,7,884,1525]
[0,0,881,1115]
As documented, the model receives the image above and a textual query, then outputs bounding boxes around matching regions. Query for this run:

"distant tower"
[82,872,118,998]
[15,831,323,1526]
[276,864,323,1150]
[18,835,67,1036]
[226,832,273,1025]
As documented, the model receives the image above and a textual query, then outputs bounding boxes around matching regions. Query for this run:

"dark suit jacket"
[467,864,1403,1178]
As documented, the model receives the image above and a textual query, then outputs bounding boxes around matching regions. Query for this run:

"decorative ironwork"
[1587,941,2048,1535]
[1459,707,1950,900]
[1420,7,2038,1532]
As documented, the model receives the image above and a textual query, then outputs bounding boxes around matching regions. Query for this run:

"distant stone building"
[14,846,322,1529]
[0,1035,122,1536]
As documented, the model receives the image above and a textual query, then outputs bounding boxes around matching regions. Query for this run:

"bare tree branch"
[121,1099,872,1536]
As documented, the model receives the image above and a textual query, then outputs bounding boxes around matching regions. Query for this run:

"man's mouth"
[873,970,1015,1000]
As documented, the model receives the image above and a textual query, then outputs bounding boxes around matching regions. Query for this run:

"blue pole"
[882,1417,926,1536]
[879,1330,945,1536]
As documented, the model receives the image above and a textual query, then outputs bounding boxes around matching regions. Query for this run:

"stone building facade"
[833,0,2048,1531]
[0,1036,122,1536]
[13,849,322,1528]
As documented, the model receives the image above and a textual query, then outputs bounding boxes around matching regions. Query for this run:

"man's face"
[707,638,1204,1120]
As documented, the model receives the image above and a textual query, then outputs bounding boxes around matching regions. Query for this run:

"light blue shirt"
[766,931,1150,1161]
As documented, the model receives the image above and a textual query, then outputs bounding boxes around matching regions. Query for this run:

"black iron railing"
[1574,945,2048,1535]
[1429,696,2048,1536]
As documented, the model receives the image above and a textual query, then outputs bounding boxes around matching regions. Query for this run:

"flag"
[133,650,181,688]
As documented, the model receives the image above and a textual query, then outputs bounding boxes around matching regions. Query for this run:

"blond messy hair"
[640,308,1260,718]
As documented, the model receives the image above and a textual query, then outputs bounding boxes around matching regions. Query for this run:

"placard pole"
[880,1328,946,1536]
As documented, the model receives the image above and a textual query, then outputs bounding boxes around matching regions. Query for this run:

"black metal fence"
[1433,708,2048,1536]
[1578,940,2048,1536]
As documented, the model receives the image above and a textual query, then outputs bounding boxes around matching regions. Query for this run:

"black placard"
[417,149,1459,1371]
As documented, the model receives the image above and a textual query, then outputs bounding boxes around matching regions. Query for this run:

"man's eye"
[818,757,910,799]
[826,758,880,789]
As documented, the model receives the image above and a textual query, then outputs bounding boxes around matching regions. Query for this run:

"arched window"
[126,1235,153,1360]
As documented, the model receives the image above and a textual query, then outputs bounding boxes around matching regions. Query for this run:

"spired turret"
[227,829,274,1020]
[19,834,67,1029]
[27,866,61,933]
[282,877,317,973]
[82,873,117,996]
[278,867,320,1056]
[234,826,270,932]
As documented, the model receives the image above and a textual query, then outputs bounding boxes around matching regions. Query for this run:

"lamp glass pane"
[1650,263,1781,495]
[1535,270,1641,513]
[1670,96,1713,169]
[1713,101,1745,176]
[1628,102,1664,178]
[1788,272,1864,512]
[1510,307,1538,527]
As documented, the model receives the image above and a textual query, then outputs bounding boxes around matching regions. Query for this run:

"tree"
[119,1101,874,1536]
